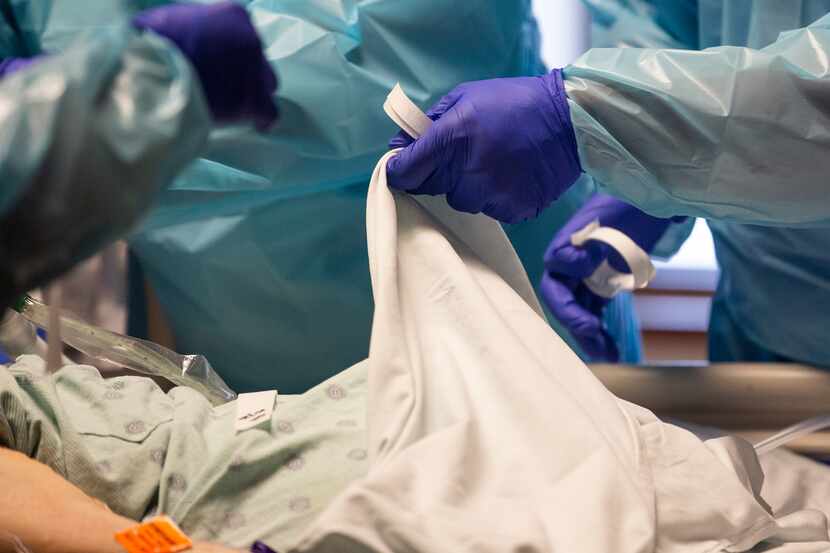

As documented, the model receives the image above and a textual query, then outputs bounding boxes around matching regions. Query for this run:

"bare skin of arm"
[0,447,237,553]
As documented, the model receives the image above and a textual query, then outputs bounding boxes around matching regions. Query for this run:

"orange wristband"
[115,516,193,553]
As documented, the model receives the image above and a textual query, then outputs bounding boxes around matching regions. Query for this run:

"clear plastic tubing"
[0,309,47,358]
[754,415,830,455]
[13,295,236,405]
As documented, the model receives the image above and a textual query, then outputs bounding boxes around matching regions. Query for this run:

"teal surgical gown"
[569,0,830,366]
[121,0,642,392]
[0,0,210,308]
[10,0,643,392]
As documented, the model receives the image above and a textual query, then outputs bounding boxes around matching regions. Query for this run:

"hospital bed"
[591,362,830,458]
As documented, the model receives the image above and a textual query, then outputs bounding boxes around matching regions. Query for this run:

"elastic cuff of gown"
[0,56,43,79]
[547,68,583,178]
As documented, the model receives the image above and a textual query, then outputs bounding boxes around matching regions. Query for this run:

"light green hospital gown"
[0,355,368,551]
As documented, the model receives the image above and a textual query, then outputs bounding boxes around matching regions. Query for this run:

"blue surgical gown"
[570,0,830,366]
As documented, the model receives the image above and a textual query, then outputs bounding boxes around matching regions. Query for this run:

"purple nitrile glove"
[540,193,684,361]
[386,69,582,224]
[0,56,44,79]
[250,541,279,553]
[133,1,278,130]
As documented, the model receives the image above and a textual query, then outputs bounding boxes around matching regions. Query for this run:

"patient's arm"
[0,448,237,553]
[0,447,132,553]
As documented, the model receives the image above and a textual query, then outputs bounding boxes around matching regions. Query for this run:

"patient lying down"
[0,355,369,553]
[6,351,830,553]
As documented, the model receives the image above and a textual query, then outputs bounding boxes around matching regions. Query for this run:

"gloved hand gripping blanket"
[289,86,830,553]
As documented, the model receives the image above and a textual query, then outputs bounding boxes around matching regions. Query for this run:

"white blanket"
[289,87,830,553]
